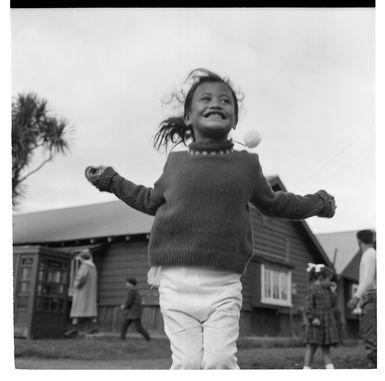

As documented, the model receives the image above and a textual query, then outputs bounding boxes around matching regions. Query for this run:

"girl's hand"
[312,318,321,326]
[347,296,360,310]
[316,190,336,218]
[85,165,107,185]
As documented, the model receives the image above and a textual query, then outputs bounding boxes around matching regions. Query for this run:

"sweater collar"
[188,140,234,155]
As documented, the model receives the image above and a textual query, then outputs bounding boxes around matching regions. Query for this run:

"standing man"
[347,229,376,368]
[120,277,151,342]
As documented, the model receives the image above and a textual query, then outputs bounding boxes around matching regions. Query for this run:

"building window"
[35,259,68,312]
[16,256,34,310]
[261,264,292,307]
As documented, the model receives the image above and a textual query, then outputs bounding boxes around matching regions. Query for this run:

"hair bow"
[306,263,325,273]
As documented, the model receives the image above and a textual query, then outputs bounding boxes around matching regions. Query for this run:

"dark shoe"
[64,329,78,338]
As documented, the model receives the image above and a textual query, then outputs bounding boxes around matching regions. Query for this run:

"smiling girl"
[85,68,336,369]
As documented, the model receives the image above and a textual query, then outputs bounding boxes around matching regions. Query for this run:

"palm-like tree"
[12,92,71,207]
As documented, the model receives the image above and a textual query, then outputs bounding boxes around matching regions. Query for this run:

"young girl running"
[85,68,336,369]
[303,263,340,369]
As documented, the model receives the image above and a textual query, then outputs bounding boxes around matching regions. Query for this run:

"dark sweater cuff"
[315,190,336,218]
[97,166,117,191]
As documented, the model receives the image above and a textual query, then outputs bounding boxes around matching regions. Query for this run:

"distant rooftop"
[316,230,359,274]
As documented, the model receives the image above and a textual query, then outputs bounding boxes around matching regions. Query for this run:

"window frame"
[260,263,293,307]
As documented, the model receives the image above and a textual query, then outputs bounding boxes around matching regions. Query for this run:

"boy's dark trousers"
[120,317,151,341]
[360,290,377,368]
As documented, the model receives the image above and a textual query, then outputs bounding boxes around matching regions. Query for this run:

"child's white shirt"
[354,247,376,299]
[147,266,162,287]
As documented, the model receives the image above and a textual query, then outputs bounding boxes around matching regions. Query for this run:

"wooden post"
[333,248,338,265]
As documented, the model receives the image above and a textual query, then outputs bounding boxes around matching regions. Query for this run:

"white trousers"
[158,266,242,369]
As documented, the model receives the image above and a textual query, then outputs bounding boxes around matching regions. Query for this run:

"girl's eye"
[221,98,231,104]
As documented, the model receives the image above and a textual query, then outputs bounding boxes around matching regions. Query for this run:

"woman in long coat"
[70,251,98,326]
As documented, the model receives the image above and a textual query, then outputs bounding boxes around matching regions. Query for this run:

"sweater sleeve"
[354,249,376,299]
[91,166,166,216]
[250,154,335,220]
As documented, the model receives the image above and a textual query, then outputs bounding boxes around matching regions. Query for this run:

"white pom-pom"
[243,129,262,148]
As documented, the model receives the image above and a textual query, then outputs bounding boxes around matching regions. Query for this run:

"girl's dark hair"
[153,68,242,151]
[308,265,334,282]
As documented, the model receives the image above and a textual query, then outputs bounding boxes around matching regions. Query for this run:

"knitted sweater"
[92,140,335,274]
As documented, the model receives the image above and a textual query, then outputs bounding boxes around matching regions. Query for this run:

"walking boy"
[120,277,151,342]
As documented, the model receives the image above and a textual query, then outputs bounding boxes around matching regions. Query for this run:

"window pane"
[41,297,51,311]
[280,273,288,300]
[261,265,291,306]
[21,267,32,280]
[17,296,29,309]
[47,270,61,283]
[21,258,33,265]
[51,298,59,311]
[47,259,63,269]
[55,284,64,294]
[264,268,270,298]
[20,281,30,293]
[60,272,67,284]
[42,284,51,295]
[272,272,279,299]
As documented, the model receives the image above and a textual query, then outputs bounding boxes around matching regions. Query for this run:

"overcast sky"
[10,8,376,234]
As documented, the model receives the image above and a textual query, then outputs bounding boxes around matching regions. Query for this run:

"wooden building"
[13,176,334,338]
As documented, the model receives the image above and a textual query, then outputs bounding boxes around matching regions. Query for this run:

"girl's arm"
[250,155,336,220]
[304,288,319,321]
[85,166,165,216]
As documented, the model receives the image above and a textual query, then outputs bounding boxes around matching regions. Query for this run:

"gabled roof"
[342,250,362,281]
[13,175,331,267]
[316,230,359,274]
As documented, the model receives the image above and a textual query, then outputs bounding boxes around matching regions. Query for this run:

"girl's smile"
[184,82,236,142]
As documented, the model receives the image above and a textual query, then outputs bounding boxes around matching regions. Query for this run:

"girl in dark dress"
[303,263,340,369]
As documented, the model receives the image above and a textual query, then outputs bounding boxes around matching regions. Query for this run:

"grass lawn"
[14,336,370,369]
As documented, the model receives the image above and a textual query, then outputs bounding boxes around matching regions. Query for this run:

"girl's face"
[184,81,236,142]
[320,276,332,288]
